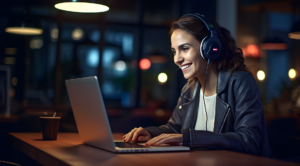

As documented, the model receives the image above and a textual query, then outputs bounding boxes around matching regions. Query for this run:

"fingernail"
[153,143,156,146]
[145,143,148,146]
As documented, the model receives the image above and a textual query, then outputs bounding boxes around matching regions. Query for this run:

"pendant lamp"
[289,2,300,40]
[5,17,43,35]
[260,36,287,50]
[54,0,109,13]
[5,8,43,36]
[289,21,300,40]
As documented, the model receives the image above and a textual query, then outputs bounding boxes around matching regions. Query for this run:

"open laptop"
[65,76,190,153]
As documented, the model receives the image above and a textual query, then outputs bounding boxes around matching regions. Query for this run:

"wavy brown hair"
[170,15,249,78]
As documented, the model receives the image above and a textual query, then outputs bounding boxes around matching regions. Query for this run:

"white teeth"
[181,65,191,70]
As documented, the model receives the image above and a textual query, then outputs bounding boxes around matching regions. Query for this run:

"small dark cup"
[40,116,61,140]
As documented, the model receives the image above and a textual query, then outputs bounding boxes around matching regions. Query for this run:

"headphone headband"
[180,13,217,36]
[179,13,222,61]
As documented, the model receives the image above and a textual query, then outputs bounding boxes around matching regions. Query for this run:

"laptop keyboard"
[114,142,148,148]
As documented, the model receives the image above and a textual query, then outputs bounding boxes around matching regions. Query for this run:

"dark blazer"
[145,70,273,158]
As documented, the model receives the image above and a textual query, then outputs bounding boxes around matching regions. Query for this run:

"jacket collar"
[181,70,231,100]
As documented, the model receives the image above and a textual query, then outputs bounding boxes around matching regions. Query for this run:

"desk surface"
[9,132,298,166]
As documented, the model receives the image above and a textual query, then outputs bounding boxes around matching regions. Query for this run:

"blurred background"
[1,0,300,165]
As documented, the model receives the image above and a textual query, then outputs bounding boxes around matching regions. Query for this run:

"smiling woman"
[123,13,273,158]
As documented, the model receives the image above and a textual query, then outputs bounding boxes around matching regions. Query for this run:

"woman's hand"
[123,127,151,142]
[145,134,183,146]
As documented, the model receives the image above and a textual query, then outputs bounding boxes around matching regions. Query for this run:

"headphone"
[179,13,222,61]
[179,13,222,131]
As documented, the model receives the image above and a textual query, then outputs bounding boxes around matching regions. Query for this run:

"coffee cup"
[40,116,61,140]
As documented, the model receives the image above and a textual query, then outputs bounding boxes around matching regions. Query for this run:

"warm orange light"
[289,32,300,40]
[247,44,260,57]
[139,58,151,70]
[243,44,260,58]
[260,43,287,50]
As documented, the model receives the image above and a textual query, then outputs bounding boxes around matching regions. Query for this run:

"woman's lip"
[182,64,192,72]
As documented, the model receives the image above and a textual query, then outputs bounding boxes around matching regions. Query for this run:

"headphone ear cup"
[201,36,222,61]
[200,36,209,60]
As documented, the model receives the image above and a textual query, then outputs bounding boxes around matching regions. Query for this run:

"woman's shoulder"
[228,70,259,92]
[230,70,253,79]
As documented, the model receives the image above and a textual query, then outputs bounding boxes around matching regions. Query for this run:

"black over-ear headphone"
[179,13,222,131]
[180,13,222,61]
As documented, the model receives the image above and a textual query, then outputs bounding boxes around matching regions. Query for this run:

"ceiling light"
[5,18,43,35]
[289,21,300,40]
[54,1,109,13]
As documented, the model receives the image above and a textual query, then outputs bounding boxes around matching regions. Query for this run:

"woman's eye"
[172,51,176,55]
[183,47,189,51]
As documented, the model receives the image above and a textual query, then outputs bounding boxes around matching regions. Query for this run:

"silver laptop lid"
[65,76,116,152]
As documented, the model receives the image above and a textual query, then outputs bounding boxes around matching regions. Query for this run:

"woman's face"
[171,29,206,79]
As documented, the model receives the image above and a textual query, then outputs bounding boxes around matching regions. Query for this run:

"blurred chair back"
[268,134,300,162]
[268,118,297,136]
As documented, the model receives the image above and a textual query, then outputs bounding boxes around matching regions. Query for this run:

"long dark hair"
[170,16,248,77]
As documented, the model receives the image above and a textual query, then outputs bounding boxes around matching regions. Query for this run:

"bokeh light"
[86,49,99,68]
[115,61,126,71]
[12,77,18,86]
[257,70,265,81]
[89,30,101,43]
[246,44,260,58]
[289,69,297,79]
[72,28,84,40]
[30,37,43,49]
[4,57,15,65]
[139,58,151,70]
[155,109,165,117]
[5,48,17,55]
[51,28,58,42]
[158,73,168,84]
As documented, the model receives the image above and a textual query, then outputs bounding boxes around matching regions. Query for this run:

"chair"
[267,118,297,136]
[268,134,300,162]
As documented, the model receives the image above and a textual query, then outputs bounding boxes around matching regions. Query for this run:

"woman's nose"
[174,53,183,65]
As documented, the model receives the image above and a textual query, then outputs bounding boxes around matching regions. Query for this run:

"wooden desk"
[9,133,298,166]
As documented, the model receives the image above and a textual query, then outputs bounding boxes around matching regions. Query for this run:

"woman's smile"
[180,63,192,72]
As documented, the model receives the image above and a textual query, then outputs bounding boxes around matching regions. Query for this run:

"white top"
[194,87,217,132]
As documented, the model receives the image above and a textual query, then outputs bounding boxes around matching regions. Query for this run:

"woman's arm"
[182,74,264,155]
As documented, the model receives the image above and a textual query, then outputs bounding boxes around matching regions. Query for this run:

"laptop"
[65,76,190,153]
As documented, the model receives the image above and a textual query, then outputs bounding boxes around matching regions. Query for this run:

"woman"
[123,13,272,158]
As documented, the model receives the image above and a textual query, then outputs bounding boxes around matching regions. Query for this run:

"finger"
[155,135,182,146]
[154,138,172,146]
[131,128,143,141]
[146,134,164,145]
[123,135,126,142]
[123,134,128,142]
[138,136,150,142]
[146,134,169,145]
[132,127,147,141]
[125,128,138,142]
